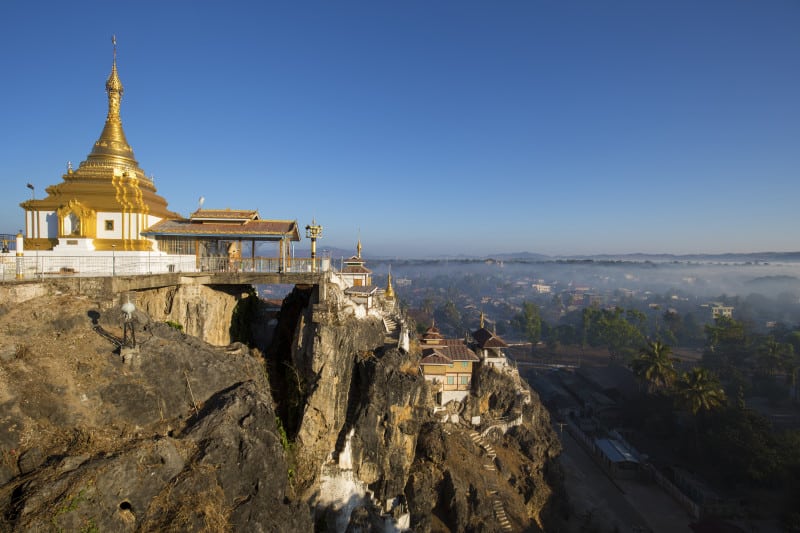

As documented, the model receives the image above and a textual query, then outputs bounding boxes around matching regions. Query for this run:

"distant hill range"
[372,251,800,263]
[261,245,800,264]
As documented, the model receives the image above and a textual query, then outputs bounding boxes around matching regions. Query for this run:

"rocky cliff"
[271,283,564,531]
[134,283,258,346]
[0,281,564,531]
[0,293,309,531]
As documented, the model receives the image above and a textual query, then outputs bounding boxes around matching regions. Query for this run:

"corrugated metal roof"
[594,438,639,464]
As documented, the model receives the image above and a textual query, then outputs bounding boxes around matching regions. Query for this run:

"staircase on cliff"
[382,313,398,345]
[468,430,513,532]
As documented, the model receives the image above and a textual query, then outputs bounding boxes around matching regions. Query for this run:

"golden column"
[305,219,323,273]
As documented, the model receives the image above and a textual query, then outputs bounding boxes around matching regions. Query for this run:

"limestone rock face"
[3,382,311,533]
[134,284,250,346]
[287,289,387,494]
[347,348,432,501]
[0,295,308,532]
[403,366,564,533]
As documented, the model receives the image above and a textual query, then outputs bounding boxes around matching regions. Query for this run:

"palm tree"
[755,337,794,377]
[630,340,677,394]
[674,367,726,416]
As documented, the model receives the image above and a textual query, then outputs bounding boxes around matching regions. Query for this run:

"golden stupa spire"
[480,310,485,329]
[106,35,123,102]
[385,267,395,300]
[87,35,138,166]
[357,238,362,259]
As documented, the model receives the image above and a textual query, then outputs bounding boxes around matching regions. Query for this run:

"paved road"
[558,428,693,533]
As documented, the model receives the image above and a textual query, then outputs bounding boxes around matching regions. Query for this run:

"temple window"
[105,220,114,231]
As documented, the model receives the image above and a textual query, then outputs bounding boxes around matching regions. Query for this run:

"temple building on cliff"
[16,40,300,272]
[419,322,480,406]
[19,40,177,254]
[471,312,509,369]
[339,239,372,287]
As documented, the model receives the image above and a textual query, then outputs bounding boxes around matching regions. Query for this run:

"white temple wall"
[26,211,57,239]
[44,212,57,238]
[96,212,123,239]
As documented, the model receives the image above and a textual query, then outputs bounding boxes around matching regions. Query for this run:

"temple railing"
[0,254,325,281]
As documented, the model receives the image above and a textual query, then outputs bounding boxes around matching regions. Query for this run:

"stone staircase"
[382,314,400,346]
[492,499,513,532]
[468,430,512,531]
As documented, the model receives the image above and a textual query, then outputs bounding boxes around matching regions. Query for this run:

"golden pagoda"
[385,270,395,300]
[20,37,177,252]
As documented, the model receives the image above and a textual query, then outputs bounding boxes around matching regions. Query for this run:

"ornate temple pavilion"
[16,40,303,273]
[142,208,300,270]
[19,40,177,253]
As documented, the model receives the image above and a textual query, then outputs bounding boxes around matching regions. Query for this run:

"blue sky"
[1,1,798,257]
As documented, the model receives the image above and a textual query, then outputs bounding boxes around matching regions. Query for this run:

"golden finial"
[357,238,362,259]
[105,35,124,117]
[480,311,485,329]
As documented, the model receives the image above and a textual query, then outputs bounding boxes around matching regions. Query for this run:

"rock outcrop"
[268,283,564,531]
[0,294,308,531]
[0,282,564,532]
[134,284,256,346]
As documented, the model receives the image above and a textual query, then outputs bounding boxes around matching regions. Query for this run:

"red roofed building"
[419,322,480,406]
[471,312,509,368]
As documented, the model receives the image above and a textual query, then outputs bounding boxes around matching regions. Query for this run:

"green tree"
[674,367,727,416]
[583,307,647,360]
[755,337,794,378]
[703,316,750,380]
[514,301,542,345]
[679,312,705,347]
[630,340,677,394]
[700,407,783,484]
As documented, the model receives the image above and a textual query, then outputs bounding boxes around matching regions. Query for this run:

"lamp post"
[305,219,323,273]
[121,299,136,348]
[34,243,39,278]
[111,244,116,276]
[26,182,34,200]
[15,231,23,280]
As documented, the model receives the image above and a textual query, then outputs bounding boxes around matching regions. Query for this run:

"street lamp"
[121,298,136,348]
[111,244,116,276]
[305,219,323,273]
[26,182,34,200]
[15,231,24,280]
